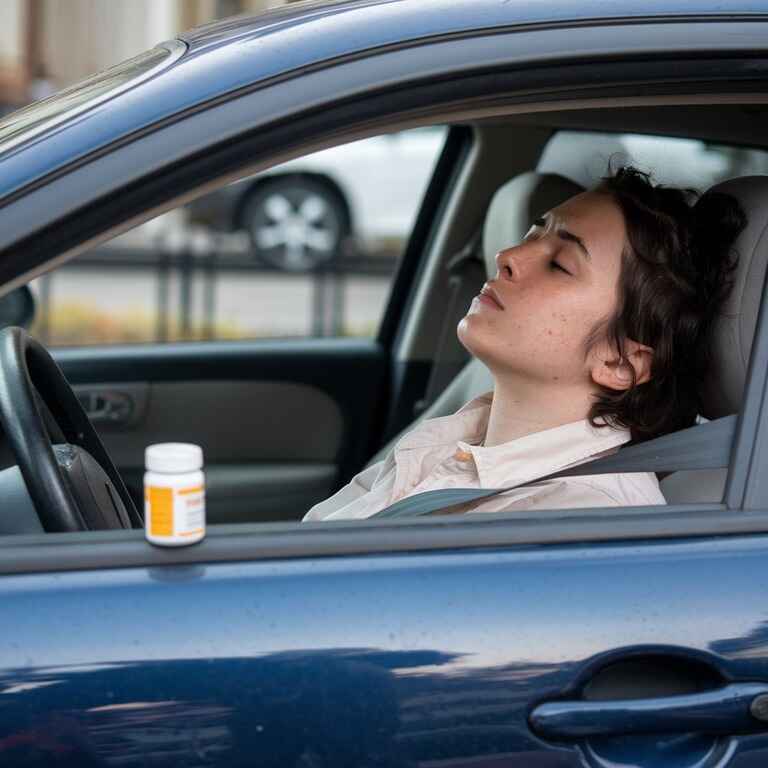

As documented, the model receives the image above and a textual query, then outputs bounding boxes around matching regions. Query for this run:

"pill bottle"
[144,443,205,546]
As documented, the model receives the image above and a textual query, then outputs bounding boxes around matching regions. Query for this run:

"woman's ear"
[590,338,654,391]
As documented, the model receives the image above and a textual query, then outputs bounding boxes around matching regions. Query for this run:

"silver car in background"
[187,125,447,270]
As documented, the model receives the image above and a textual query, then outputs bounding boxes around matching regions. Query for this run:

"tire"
[239,177,349,271]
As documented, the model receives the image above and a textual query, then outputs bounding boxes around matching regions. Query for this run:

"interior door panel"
[55,339,389,523]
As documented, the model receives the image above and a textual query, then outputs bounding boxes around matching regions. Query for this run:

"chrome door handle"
[529,682,768,740]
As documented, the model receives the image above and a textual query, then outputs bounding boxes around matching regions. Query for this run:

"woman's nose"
[495,245,529,281]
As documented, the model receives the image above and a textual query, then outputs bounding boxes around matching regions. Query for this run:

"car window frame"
[2,27,768,571]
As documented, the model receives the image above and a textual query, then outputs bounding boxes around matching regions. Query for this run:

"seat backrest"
[367,171,584,467]
[700,176,768,419]
[662,175,768,502]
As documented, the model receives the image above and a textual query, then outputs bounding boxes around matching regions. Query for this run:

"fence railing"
[34,243,398,344]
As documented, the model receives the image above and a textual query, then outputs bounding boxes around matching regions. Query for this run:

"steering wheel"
[0,327,140,532]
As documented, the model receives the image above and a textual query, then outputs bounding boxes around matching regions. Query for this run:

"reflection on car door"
[2,534,768,766]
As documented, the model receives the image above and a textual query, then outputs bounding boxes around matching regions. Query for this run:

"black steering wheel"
[0,327,140,532]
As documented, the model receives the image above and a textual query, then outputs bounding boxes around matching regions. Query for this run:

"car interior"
[361,103,768,504]
[2,99,768,532]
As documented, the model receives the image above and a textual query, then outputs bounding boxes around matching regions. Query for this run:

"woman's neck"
[482,377,593,447]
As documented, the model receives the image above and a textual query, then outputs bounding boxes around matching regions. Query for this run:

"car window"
[538,129,768,189]
[27,126,447,346]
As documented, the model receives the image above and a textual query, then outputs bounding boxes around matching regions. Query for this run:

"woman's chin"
[456,316,476,350]
[457,316,496,366]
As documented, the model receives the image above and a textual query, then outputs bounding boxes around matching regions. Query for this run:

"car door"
[3,8,768,768]
[3,479,768,768]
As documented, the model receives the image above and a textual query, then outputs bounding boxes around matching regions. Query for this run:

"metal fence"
[33,244,398,344]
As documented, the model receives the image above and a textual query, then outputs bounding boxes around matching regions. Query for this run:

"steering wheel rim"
[0,327,139,531]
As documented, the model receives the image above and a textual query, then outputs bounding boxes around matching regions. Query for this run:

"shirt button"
[454,449,473,462]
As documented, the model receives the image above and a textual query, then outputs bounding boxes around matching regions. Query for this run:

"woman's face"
[457,190,628,388]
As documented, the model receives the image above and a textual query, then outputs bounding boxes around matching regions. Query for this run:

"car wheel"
[240,178,349,271]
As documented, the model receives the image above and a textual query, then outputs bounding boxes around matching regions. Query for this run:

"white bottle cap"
[145,443,203,473]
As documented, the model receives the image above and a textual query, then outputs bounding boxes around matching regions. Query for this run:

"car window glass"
[27,126,448,346]
[537,130,768,189]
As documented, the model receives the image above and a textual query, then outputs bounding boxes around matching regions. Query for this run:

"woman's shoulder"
[555,471,667,507]
[478,471,665,514]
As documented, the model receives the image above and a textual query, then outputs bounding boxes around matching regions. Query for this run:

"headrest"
[702,176,768,418]
[482,171,585,277]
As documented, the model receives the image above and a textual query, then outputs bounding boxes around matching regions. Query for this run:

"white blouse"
[304,391,666,522]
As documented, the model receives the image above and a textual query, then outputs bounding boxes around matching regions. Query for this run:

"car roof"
[178,0,768,56]
[181,0,768,55]
[0,0,766,205]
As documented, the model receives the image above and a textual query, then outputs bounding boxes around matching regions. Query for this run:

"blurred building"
[0,0,294,114]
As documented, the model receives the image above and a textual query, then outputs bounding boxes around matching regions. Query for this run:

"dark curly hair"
[586,160,748,442]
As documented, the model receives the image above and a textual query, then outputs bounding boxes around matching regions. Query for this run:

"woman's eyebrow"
[543,212,592,262]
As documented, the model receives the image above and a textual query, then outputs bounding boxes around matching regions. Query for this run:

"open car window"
[26,126,448,346]
[1,118,757,531]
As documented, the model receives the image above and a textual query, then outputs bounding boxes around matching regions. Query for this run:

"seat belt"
[370,415,736,519]
[414,228,485,417]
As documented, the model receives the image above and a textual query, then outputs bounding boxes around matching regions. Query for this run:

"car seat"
[367,170,768,505]
[661,174,768,502]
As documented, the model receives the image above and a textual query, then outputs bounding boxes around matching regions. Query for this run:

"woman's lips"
[478,285,504,310]
[477,294,503,310]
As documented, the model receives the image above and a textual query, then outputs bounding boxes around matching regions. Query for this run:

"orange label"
[180,528,204,536]
[178,486,204,496]
[148,486,173,536]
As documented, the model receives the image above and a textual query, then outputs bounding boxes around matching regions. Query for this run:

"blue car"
[1,1,768,766]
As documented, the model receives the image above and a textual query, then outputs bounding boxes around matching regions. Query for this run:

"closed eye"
[528,218,574,275]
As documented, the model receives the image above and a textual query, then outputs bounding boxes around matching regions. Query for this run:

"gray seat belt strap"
[370,415,736,519]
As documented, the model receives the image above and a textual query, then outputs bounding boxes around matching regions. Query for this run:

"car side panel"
[2,534,768,766]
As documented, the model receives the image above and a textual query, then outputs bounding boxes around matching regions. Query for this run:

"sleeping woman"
[304,163,747,521]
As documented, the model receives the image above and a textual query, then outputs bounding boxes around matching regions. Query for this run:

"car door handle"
[529,682,768,740]
[76,389,135,425]
[70,383,149,429]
